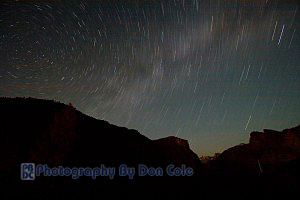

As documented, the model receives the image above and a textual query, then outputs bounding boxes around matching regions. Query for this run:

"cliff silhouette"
[0,97,299,199]
[208,124,300,200]
[213,125,300,175]
[0,97,201,199]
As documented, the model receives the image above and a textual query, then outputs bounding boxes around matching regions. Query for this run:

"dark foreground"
[0,97,299,199]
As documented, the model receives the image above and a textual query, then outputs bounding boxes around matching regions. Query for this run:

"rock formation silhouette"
[0,97,299,199]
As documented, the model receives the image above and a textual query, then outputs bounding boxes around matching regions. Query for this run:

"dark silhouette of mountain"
[1,97,300,199]
[0,97,201,199]
[212,125,300,175]
[0,97,201,168]
[209,125,300,199]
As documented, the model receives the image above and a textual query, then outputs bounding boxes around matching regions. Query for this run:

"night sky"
[1,0,300,155]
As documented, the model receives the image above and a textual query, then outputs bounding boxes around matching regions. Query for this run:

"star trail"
[1,0,300,155]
